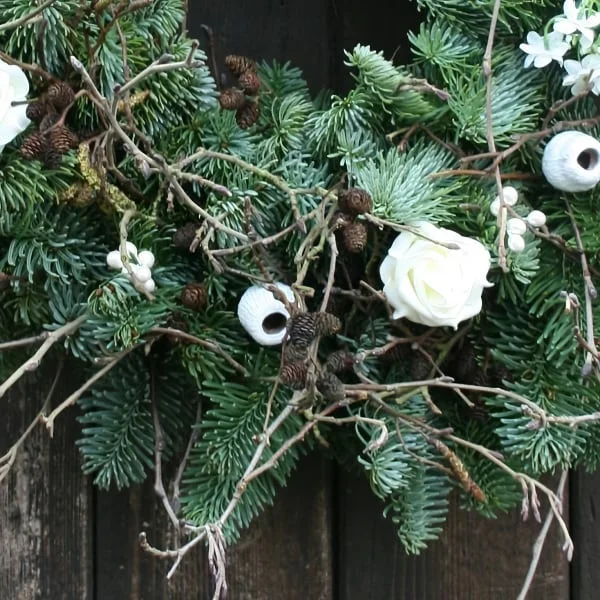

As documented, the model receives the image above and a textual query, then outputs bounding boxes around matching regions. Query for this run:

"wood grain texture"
[0,369,93,600]
[94,453,333,600]
[338,470,569,600]
[570,468,600,599]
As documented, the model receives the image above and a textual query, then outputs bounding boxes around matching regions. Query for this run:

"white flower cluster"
[0,59,31,153]
[520,0,600,96]
[106,242,157,293]
[489,186,546,253]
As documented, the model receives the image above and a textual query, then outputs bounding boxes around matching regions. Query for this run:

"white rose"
[379,222,492,329]
[0,60,31,154]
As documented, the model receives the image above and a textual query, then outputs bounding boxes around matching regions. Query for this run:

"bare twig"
[320,233,338,312]
[0,316,87,400]
[0,0,57,33]
[0,333,49,352]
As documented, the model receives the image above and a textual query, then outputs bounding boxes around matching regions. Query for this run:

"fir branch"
[0,315,87,400]
[0,0,57,33]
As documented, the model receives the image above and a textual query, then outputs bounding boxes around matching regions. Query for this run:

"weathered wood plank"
[0,370,93,600]
[94,452,333,599]
[337,470,569,600]
[187,0,336,90]
[571,467,600,599]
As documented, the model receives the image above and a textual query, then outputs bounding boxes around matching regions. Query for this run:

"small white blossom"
[554,0,600,47]
[520,31,570,68]
[562,54,600,95]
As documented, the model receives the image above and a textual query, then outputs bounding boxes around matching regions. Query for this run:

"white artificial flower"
[554,0,600,47]
[520,31,570,68]
[379,222,492,329]
[0,59,31,153]
[562,54,600,94]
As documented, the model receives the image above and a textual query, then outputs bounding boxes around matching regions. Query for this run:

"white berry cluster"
[106,242,157,292]
[490,186,547,253]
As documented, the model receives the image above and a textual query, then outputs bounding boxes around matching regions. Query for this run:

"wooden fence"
[1,2,600,598]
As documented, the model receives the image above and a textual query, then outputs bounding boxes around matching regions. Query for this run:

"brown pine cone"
[339,188,373,214]
[25,100,48,123]
[316,372,345,402]
[180,282,208,311]
[48,125,78,153]
[219,87,246,110]
[47,81,75,111]
[39,111,60,133]
[225,54,257,77]
[315,312,342,337]
[238,70,261,95]
[41,146,62,168]
[173,223,198,250]
[283,340,309,363]
[19,132,46,160]
[342,222,368,254]
[287,313,318,349]
[410,353,431,381]
[235,101,260,129]
[325,350,355,373]
[280,361,309,389]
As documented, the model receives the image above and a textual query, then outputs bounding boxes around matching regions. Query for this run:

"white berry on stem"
[508,234,525,252]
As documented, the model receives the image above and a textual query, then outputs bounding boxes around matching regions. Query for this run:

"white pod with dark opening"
[542,131,600,192]
[237,282,295,346]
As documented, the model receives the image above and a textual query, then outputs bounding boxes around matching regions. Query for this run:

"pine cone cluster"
[20,80,78,167]
[173,222,199,250]
[220,54,262,129]
[337,188,373,254]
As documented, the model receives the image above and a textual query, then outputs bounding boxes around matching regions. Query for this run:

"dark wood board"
[93,452,333,600]
[0,369,93,600]
[337,469,570,600]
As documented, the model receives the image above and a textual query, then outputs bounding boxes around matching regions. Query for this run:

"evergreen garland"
[3,0,600,593]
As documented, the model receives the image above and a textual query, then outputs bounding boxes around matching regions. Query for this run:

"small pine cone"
[283,340,309,363]
[315,312,342,337]
[41,146,62,168]
[235,101,260,129]
[225,54,256,77]
[219,87,246,110]
[173,223,198,250]
[342,222,368,254]
[19,132,46,159]
[316,372,345,402]
[180,283,208,311]
[287,313,319,349]
[325,350,355,373]
[46,81,75,111]
[39,111,60,132]
[26,100,48,123]
[238,69,261,95]
[280,361,309,389]
[339,188,373,214]
[410,353,431,381]
[48,125,78,153]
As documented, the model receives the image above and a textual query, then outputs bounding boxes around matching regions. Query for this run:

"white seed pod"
[526,210,547,228]
[542,131,600,192]
[143,278,156,293]
[133,265,153,283]
[106,250,123,270]
[500,186,519,206]
[508,234,525,253]
[506,217,527,236]
[125,241,138,257]
[490,197,501,216]
[237,282,295,346]
[137,250,155,269]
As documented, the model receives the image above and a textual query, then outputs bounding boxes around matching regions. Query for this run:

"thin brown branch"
[0,332,49,352]
[0,0,57,32]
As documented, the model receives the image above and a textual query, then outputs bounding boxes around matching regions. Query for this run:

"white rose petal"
[506,217,527,236]
[0,59,31,153]
[379,222,492,329]
[137,250,155,268]
[508,234,526,252]
[106,250,123,270]
[526,210,547,228]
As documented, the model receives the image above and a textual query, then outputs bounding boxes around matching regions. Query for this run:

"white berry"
[526,210,546,228]
[133,265,153,283]
[137,250,155,269]
[490,198,500,216]
[143,278,156,293]
[106,250,123,270]
[501,186,519,206]
[508,234,525,252]
[506,217,527,236]
[125,241,138,258]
